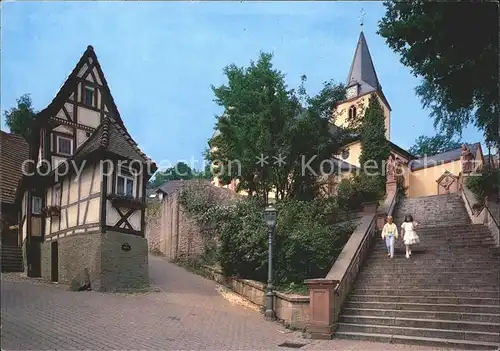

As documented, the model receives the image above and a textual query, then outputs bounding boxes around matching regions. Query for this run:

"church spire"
[346,30,382,94]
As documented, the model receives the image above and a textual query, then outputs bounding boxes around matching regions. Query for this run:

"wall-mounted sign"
[121,243,131,252]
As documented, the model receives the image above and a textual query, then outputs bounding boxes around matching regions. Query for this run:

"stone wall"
[21,239,27,273]
[146,183,237,260]
[461,186,500,247]
[145,200,162,253]
[56,234,102,289]
[40,242,51,280]
[100,231,148,291]
[203,265,310,330]
[42,232,148,292]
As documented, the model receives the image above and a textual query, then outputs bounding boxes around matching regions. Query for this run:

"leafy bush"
[181,191,356,286]
[467,169,499,200]
[272,199,355,284]
[336,174,385,211]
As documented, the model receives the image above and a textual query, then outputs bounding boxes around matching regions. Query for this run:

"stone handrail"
[305,190,398,339]
[460,183,499,247]
[329,190,397,323]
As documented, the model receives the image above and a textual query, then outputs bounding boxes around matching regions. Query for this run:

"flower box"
[108,194,145,210]
[42,205,61,218]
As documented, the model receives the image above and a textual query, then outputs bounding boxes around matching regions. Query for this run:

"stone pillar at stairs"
[304,279,338,339]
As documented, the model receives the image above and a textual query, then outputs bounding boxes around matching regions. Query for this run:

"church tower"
[333,29,392,140]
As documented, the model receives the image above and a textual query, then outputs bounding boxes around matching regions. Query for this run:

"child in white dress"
[401,214,420,259]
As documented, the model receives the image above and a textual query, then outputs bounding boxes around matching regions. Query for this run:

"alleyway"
[1,255,454,350]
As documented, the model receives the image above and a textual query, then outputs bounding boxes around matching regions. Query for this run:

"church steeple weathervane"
[358,8,366,31]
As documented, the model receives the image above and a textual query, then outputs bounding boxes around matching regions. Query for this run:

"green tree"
[378,2,499,148]
[358,94,390,192]
[206,52,347,202]
[409,134,462,157]
[4,94,37,140]
[193,163,213,180]
[149,162,194,188]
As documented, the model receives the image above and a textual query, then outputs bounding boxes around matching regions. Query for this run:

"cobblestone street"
[1,255,454,350]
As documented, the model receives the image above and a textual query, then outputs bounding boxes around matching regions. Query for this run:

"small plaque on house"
[121,243,131,252]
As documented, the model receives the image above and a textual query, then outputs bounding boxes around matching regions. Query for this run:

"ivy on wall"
[178,181,356,288]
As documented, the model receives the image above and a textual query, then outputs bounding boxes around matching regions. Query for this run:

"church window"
[348,105,357,120]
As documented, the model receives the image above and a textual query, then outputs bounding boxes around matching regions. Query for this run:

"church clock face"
[346,85,357,99]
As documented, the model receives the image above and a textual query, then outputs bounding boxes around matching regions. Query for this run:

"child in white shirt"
[381,215,398,259]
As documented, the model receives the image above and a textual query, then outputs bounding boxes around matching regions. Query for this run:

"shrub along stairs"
[335,194,500,350]
[1,245,24,272]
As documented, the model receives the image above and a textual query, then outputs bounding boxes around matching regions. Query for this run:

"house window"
[56,135,73,156]
[348,106,357,120]
[341,148,350,160]
[84,86,95,107]
[116,167,135,197]
[53,184,61,206]
[32,197,42,214]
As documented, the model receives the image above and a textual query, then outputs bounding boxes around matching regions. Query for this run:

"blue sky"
[1,1,485,170]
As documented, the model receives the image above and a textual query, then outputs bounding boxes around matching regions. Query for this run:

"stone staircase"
[335,194,500,349]
[1,245,24,272]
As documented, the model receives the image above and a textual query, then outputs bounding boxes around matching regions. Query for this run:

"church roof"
[346,31,391,110]
[410,143,481,171]
[346,31,381,93]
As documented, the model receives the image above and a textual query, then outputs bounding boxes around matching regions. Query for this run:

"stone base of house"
[41,231,148,292]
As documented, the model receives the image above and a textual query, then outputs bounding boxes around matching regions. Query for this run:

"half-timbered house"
[16,45,156,291]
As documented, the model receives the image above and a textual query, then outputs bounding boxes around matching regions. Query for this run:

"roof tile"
[0,132,29,204]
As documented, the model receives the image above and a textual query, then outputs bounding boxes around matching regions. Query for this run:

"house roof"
[35,45,126,132]
[345,31,391,111]
[49,116,156,180]
[149,179,215,198]
[0,131,29,204]
[76,116,153,163]
[410,142,481,171]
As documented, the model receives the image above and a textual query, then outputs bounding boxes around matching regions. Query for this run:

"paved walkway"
[1,255,454,350]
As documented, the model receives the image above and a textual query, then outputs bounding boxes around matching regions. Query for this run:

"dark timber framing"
[16,45,156,283]
[100,160,108,234]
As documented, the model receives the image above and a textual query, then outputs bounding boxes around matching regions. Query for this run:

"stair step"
[355,285,500,291]
[345,301,500,314]
[335,324,500,346]
[349,294,500,306]
[351,289,500,299]
[339,315,500,333]
[359,270,500,276]
[346,195,500,348]
[364,259,499,266]
[355,277,499,285]
[343,308,500,323]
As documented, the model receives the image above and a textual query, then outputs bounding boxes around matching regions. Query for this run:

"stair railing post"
[304,278,338,339]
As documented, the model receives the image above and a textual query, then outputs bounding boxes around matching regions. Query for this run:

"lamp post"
[263,204,277,321]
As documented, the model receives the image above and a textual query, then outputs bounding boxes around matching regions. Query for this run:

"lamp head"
[264,204,277,227]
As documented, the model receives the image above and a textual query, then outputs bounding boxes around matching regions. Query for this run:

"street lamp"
[263,204,278,321]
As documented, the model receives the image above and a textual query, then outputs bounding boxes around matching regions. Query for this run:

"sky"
[1,1,486,171]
